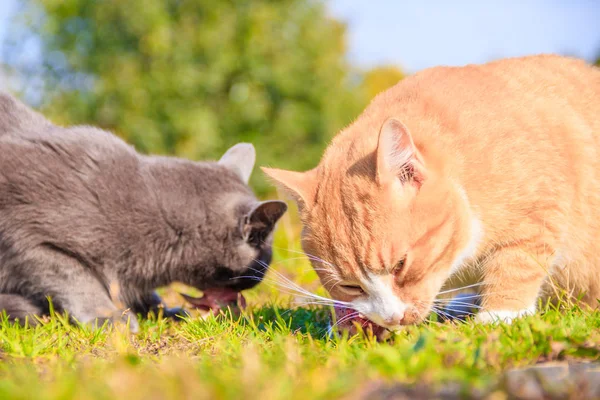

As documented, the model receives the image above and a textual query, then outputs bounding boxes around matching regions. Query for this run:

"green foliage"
[0,212,598,399]
[6,0,367,193]
[0,302,599,399]
[360,65,405,100]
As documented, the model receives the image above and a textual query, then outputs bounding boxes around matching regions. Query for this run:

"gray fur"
[218,143,256,184]
[0,92,287,331]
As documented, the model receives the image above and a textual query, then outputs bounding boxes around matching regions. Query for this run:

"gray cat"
[0,92,287,332]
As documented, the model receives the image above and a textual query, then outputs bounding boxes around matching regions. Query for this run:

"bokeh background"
[0,0,599,304]
[1,0,599,195]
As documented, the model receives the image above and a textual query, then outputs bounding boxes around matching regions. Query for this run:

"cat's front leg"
[28,255,141,332]
[474,247,549,324]
[54,272,140,333]
[0,294,43,325]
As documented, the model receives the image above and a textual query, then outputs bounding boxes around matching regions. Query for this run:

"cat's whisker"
[266,244,317,259]
[320,275,342,288]
[308,267,335,274]
[233,275,306,297]
[242,277,342,306]
[333,312,360,326]
[253,262,334,298]
[445,307,478,316]
[440,307,478,318]
[246,263,352,306]
[435,290,517,302]
[434,294,484,302]
[429,306,454,321]
[289,296,345,306]
[328,312,361,334]
[292,300,352,309]
[428,307,445,321]
[432,299,483,309]
[247,277,323,301]
[266,244,337,268]
[233,272,334,304]
[271,257,321,267]
[437,282,486,295]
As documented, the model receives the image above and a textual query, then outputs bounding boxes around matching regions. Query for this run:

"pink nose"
[384,313,404,326]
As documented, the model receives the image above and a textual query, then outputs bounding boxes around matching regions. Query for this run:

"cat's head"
[163,143,287,294]
[263,118,475,330]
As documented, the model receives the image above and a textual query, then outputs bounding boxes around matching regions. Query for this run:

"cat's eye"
[339,284,365,295]
[393,258,406,273]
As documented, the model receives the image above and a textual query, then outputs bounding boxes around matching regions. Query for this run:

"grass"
[1,208,599,399]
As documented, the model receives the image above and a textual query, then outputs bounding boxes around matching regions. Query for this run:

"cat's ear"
[261,167,318,207]
[219,143,256,184]
[242,200,288,243]
[376,118,425,188]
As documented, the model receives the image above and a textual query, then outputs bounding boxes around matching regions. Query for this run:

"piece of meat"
[333,305,389,340]
[180,288,247,315]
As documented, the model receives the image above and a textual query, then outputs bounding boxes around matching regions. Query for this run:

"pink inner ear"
[376,119,418,185]
[382,135,414,176]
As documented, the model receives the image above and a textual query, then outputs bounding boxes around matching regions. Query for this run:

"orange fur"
[263,55,600,327]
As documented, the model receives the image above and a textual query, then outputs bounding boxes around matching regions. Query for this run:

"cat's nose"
[384,312,404,326]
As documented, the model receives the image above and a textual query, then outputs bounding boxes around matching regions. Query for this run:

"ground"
[1,210,599,400]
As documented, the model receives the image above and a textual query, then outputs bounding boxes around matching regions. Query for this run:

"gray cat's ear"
[242,200,288,244]
[219,143,256,184]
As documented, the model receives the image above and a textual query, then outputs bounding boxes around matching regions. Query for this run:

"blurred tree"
[360,66,405,100]
[4,0,366,193]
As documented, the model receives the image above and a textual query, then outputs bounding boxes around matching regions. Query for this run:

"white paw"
[475,307,535,324]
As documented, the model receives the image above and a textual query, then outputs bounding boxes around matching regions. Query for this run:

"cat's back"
[0,92,136,161]
[0,92,51,137]
[433,54,598,128]
[394,54,599,142]
[358,55,599,176]
[0,92,139,183]
[0,93,142,245]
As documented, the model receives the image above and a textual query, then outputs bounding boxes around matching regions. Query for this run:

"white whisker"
[245,262,351,307]
[430,306,454,321]
[267,244,338,268]
[438,282,486,295]
[433,300,483,310]
[328,312,361,334]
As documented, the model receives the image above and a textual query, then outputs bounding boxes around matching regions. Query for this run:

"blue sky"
[1,0,599,73]
[0,1,14,52]
[327,0,600,72]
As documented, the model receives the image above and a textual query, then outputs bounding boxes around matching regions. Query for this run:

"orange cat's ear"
[261,167,317,207]
[376,118,426,188]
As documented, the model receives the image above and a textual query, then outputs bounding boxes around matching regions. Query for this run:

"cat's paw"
[121,310,140,333]
[162,307,190,320]
[475,307,535,324]
[91,310,140,333]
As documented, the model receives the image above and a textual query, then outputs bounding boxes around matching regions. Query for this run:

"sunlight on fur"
[263,54,600,331]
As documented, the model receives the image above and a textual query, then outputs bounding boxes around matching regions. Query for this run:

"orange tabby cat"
[263,54,600,331]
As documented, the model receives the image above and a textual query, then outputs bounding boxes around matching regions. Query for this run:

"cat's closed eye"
[339,284,365,296]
